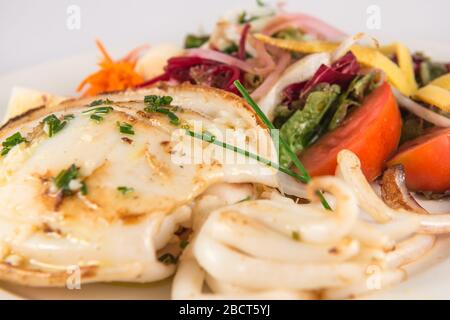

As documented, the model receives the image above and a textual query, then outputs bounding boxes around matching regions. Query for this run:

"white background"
[0,0,449,109]
[1,0,449,74]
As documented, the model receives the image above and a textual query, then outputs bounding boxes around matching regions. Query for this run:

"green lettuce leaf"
[279,84,340,167]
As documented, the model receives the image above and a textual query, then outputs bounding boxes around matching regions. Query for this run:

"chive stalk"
[234,80,331,210]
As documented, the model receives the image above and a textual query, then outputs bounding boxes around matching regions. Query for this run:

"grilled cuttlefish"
[0,84,278,286]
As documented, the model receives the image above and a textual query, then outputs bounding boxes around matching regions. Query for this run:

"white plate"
[0,32,449,300]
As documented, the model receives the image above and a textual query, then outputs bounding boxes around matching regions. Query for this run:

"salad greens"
[273,27,305,41]
[413,52,449,87]
[184,34,210,49]
[277,71,378,167]
[328,71,376,130]
[279,84,340,167]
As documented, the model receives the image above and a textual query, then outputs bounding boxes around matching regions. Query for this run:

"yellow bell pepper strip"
[414,84,450,112]
[254,34,415,96]
[429,73,450,90]
[380,42,418,92]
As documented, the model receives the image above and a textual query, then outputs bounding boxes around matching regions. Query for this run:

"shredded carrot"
[77,40,147,97]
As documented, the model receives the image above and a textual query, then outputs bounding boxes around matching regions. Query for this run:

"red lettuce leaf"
[282,51,359,106]
[137,56,242,94]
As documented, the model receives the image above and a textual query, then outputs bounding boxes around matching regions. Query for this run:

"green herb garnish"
[291,231,301,241]
[144,95,173,107]
[88,99,113,107]
[117,186,134,195]
[234,80,331,210]
[117,122,135,135]
[236,196,251,203]
[279,84,341,165]
[144,95,179,125]
[222,43,239,55]
[180,240,189,249]
[83,106,114,115]
[43,114,68,137]
[184,34,210,49]
[80,181,88,195]
[64,114,75,120]
[238,11,260,24]
[53,164,80,196]
[83,105,114,122]
[186,130,305,182]
[1,132,26,156]
[89,100,104,107]
[148,107,180,125]
[274,27,304,41]
[158,253,178,265]
[89,114,103,122]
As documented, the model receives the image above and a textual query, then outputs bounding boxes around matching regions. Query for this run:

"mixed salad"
[77,2,450,197]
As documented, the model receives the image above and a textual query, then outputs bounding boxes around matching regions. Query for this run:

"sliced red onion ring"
[247,35,276,76]
[262,13,346,40]
[238,24,251,60]
[186,48,258,74]
[392,87,450,127]
[251,50,291,100]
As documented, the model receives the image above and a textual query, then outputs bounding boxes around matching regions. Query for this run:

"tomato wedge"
[388,127,450,192]
[299,83,402,181]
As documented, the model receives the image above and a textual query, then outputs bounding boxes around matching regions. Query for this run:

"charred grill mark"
[328,247,339,255]
[80,265,98,279]
[0,105,46,131]
[121,137,133,144]
[41,223,63,237]
[110,100,141,109]
[160,141,172,154]
[36,173,64,212]
[136,110,163,121]
[145,147,170,180]
[119,212,147,225]
[26,122,45,143]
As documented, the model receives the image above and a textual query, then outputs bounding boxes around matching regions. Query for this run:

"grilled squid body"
[0,84,278,286]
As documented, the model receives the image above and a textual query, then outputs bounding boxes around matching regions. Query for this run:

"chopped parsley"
[117,186,134,195]
[43,114,68,137]
[180,240,189,249]
[83,105,114,123]
[1,132,26,156]
[238,11,260,24]
[64,114,75,120]
[222,43,239,55]
[158,253,178,265]
[89,114,104,122]
[88,99,113,107]
[184,34,210,49]
[53,164,81,196]
[80,181,88,195]
[83,106,114,114]
[144,95,180,125]
[235,196,251,203]
[117,122,135,135]
[144,95,173,107]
